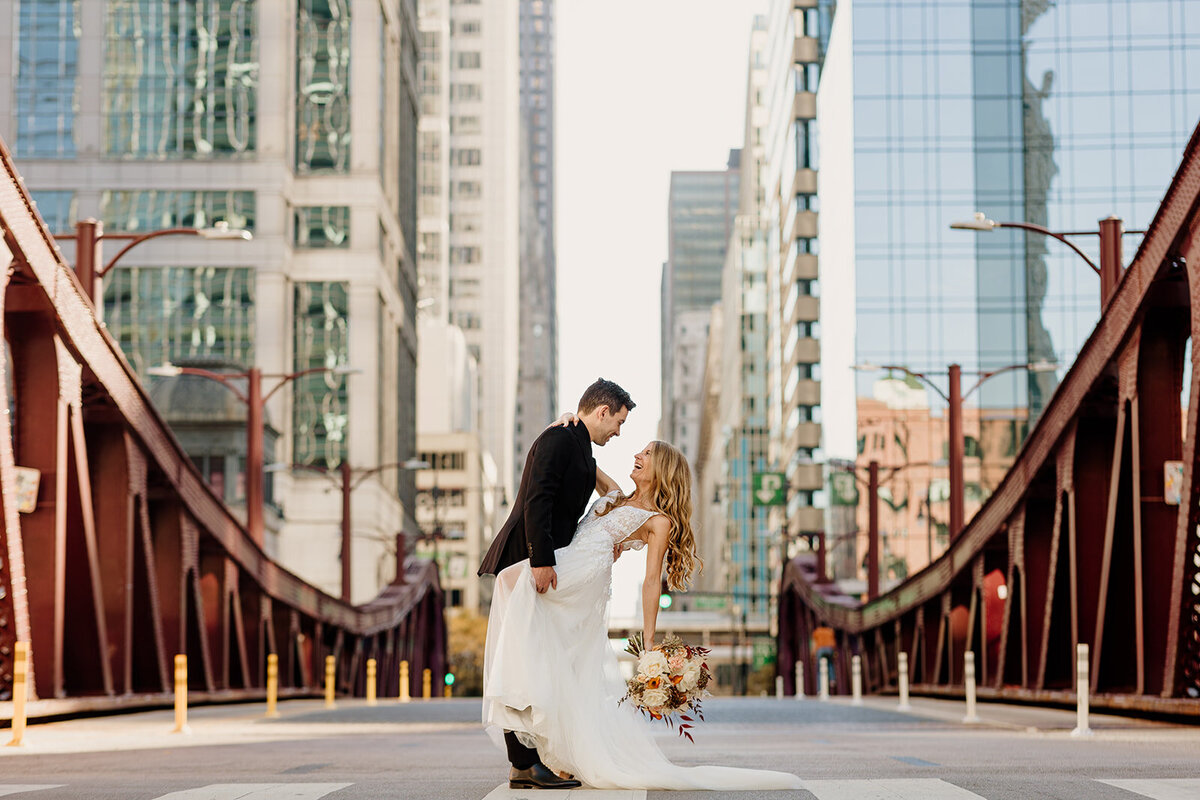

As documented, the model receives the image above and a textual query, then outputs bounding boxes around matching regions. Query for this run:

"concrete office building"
[0,0,423,604]
[761,0,824,550]
[417,0,521,504]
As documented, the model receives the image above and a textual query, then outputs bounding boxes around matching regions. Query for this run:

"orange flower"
[670,674,684,685]
[646,676,663,690]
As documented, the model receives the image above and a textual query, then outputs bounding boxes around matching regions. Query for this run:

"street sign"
[829,471,858,506]
[753,472,787,506]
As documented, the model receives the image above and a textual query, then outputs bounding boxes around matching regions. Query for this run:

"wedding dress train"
[483,491,801,790]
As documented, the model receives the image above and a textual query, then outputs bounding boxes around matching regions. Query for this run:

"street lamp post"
[270,459,430,603]
[148,363,361,547]
[853,360,1057,543]
[949,213,1144,307]
[56,218,251,304]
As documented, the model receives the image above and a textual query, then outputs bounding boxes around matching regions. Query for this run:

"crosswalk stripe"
[1096,779,1200,800]
[801,779,986,800]
[0,789,63,797]
[152,784,352,800]
[482,784,646,800]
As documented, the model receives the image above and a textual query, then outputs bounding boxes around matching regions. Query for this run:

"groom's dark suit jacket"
[478,421,596,576]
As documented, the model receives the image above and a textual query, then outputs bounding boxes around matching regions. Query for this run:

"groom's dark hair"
[578,378,635,415]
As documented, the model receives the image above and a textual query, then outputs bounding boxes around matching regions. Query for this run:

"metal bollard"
[775,675,784,699]
[962,651,979,723]
[818,657,830,701]
[795,661,805,700]
[422,668,432,700]
[366,658,377,706]
[851,655,863,706]
[172,654,190,733]
[265,653,280,718]
[7,641,29,747]
[897,652,912,711]
[324,655,336,709]
[399,660,411,703]
[1071,643,1093,737]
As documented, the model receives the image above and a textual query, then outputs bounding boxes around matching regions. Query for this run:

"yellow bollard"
[398,660,411,703]
[366,658,377,706]
[444,683,451,699]
[265,653,280,718]
[172,654,190,734]
[324,655,336,709]
[7,641,29,747]
[422,668,431,700]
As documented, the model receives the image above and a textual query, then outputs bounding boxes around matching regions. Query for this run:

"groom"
[479,377,635,790]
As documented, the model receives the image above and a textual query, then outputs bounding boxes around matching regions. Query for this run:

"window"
[451,115,481,133]
[104,0,259,158]
[105,266,256,375]
[453,181,482,199]
[296,1,349,171]
[16,0,78,158]
[455,52,481,69]
[451,83,482,101]
[293,282,350,468]
[294,206,351,248]
[451,148,481,166]
[456,20,481,35]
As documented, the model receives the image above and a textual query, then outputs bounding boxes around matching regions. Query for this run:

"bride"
[482,435,802,791]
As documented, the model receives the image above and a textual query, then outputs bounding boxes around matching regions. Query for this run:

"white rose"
[641,687,668,708]
[678,664,702,692]
[638,651,668,679]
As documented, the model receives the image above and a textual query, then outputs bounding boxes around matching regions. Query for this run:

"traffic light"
[659,579,672,610]
[444,672,455,687]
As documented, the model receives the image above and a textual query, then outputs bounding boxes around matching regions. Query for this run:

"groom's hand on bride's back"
[532,565,557,593]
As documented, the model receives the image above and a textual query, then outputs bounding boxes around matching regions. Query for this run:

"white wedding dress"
[483,491,802,790]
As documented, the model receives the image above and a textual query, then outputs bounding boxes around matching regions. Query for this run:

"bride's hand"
[547,411,579,429]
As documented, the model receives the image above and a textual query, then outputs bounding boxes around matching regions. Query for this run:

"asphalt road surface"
[1,695,1198,799]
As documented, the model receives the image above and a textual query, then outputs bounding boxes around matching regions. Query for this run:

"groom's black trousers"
[503,730,539,769]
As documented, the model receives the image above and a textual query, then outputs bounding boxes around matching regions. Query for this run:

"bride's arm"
[640,518,671,649]
[595,466,619,496]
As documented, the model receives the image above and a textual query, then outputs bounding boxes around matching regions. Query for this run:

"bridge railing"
[778,123,1200,715]
[0,135,445,710]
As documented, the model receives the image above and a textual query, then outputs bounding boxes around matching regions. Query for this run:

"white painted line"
[152,784,352,800]
[0,789,64,798]
[1097,779,1200,800]
[481,785,645,800]
[802,779,986,800]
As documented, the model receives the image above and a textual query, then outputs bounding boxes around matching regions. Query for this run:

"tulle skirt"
[482,546,802,790]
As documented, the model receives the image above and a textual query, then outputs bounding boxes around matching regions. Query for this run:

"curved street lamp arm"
[873,364,950,402]
[994,221,1101,275]
[963,363,1026,400]
[97,228,201,278]
[349,461,414,491]
[262,366,344,403]
[169,366,250,404]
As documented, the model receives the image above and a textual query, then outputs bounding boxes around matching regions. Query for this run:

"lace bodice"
[573,490,657,555]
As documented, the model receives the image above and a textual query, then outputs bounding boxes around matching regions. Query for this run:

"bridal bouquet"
[619,633,712,742]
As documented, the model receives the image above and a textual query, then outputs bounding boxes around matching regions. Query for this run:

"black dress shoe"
[509,762,582,789]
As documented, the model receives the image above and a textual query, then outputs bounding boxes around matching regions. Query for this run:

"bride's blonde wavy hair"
[597,441,702,591]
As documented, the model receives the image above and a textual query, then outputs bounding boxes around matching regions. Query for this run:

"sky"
[554,1,767,613]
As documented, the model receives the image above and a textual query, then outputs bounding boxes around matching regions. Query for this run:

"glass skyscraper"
[813,0,1200,576]
[832,0,1200,416]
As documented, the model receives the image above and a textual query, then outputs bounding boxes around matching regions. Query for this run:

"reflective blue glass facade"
[14,0,78,158]
[844,0,1200,420]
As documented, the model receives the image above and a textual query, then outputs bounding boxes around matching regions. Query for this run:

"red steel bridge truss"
[779,126,1200,715]
[0,138,446,710]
